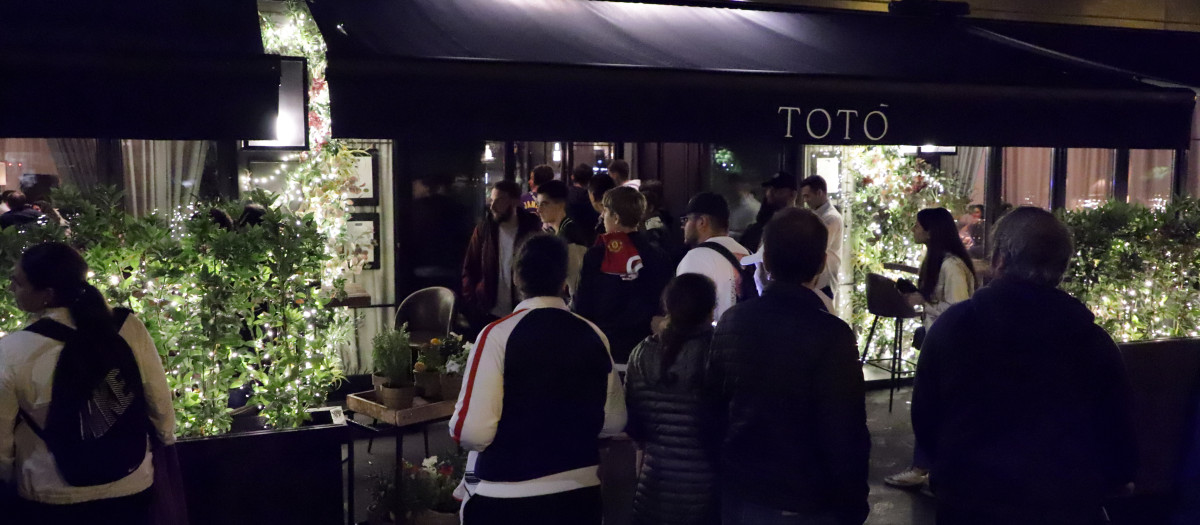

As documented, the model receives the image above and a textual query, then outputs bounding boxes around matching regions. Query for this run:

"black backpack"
[19,308,151,487]
[698,241,759,301]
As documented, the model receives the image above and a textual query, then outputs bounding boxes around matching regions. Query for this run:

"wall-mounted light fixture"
[244,57,309,150]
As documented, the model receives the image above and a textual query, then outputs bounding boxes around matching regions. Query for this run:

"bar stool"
[861,273,919,412]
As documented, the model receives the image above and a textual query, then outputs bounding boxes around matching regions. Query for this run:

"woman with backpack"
[624,273,720,525]
[0,242,175,524]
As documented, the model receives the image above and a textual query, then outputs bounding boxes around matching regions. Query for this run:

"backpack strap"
[23,318,75,343]
[698,241,743,275]
[112,308,132,331]
[16,407,48,443]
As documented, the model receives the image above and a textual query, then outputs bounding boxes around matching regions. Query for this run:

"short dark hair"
[493,180,521,200]
[588,174,616,202]
[602,186,646,228]
[536,180,569,203]
[531,165,555,188]
[515,234,568,298]
[640,180,665,215]
[609,159,630,183]
[798,175,827,194]
[991,206,1073,287]
[571,164,593,186]
[4,190,27,210]
[763,208,827,284]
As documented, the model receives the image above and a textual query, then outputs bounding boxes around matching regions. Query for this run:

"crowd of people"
[448,164,1136,525]
[0,161,1136,525]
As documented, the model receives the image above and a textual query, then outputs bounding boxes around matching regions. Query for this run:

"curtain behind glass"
[1003,147,1052,209]
[48,139,99,189]
[1128,150,1174,209]
[945,146,987,204]
[1066,149,1113,210]
[121,140,207,216]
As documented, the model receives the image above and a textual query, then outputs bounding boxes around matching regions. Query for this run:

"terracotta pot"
[411,510,460,525]
[439,373,463,402]
[415,371,442,400]
[378,385,415,410]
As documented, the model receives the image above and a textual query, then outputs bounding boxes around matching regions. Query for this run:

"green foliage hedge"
[0,187,347,437]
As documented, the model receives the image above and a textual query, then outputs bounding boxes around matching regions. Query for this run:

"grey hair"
[990,206,1074,287]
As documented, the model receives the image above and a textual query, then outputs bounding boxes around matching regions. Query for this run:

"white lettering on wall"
[778,106,803,138]
[806,109,832,139]
[778,105,888,141]
[864,109,889,141]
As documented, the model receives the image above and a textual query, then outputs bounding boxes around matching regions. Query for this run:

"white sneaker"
[884,468,929,488]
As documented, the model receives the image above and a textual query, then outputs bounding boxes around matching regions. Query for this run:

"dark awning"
[308,0,1196,149]
[0,0,281,140]
[970,18,1200,90]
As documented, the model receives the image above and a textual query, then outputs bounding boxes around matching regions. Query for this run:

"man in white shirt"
[677,192,750,321]
[609,159,640,190]
[799,175,843,302]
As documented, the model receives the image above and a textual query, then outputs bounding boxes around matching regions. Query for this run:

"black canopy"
[309,0,1196,149]
[971,18,1200,90]
[0,0,280,140]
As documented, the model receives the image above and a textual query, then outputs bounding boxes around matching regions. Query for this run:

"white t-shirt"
[676,235,750,322]
[491,221,519,317]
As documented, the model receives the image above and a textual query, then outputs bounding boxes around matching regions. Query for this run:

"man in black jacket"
[912,207,1135,525]
[707,207,870,525]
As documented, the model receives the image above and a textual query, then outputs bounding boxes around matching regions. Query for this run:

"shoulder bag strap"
[697,241,742,274]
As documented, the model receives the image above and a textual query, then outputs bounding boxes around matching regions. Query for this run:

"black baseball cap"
[762,171,798,190]
[684,192,730,222]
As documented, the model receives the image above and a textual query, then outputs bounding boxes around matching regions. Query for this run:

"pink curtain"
[1128,150,1174,208]
[1003,147,1052,209]
[1066,149,1113,209]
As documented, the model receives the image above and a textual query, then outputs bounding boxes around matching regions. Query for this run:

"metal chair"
[860,273,919,412]
[394,286,456,345]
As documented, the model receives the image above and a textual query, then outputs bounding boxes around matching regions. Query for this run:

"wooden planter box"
[175,413,349,525]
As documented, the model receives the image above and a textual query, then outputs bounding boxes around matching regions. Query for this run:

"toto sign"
[778,105,890,141]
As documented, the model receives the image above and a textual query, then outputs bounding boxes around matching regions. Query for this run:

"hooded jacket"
[912,276,1136,522]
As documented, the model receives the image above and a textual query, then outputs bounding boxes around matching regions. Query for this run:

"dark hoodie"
[912,276,1136,523]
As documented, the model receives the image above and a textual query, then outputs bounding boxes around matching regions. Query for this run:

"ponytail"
[657,274,717,383]
[69,283,114,334]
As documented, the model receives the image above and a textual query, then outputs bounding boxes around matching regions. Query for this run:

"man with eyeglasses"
[676,192,751,322]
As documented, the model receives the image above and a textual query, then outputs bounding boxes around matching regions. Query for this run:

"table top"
[346,390,455,428]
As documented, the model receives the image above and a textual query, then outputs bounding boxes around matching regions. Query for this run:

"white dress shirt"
[0,308,176,504]
[813,200,843,296]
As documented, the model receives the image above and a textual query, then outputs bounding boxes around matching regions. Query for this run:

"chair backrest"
[1118,338,1200,495]
[395,287,455,342]
[866,273,918,319]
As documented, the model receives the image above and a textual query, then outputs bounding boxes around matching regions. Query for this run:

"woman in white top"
[0,242,175,524]
[906,207,977,330]
[885,207,976,490]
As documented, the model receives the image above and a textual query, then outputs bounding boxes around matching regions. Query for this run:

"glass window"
[1002,147,1052,209]
[1066,149,1114,210]
[1128,149,1174,208]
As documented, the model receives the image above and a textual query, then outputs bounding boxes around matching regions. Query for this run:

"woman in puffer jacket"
[625,273,719,525]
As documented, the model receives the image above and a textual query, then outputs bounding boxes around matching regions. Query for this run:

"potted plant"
[413,340,447,400]
[438,334,470,402]
[374,324,415,409]
[404,455,465,525]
